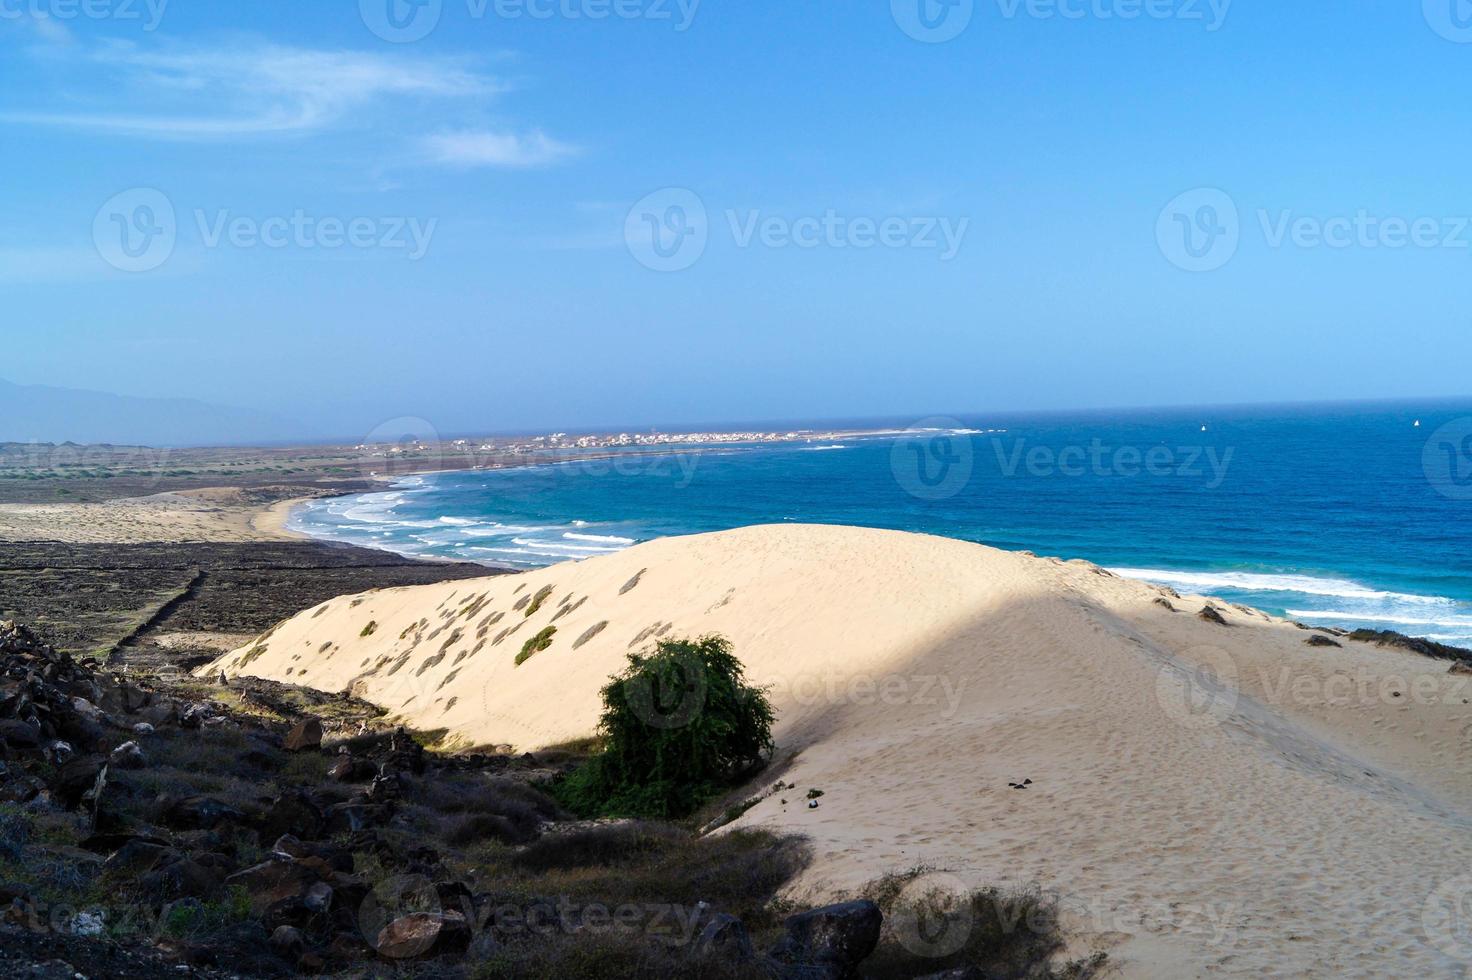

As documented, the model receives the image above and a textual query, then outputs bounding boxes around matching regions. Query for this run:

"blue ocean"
[292,401,1472,646]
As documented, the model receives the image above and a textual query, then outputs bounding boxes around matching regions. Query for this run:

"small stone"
[132,722,156,736]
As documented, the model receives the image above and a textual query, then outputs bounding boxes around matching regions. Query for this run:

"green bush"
[555,635,774,819]
[516,626,557,665]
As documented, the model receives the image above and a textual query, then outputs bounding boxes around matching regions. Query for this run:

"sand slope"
[205,525,1472,977]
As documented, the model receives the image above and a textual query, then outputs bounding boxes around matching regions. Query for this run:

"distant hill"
[0,378,294,447]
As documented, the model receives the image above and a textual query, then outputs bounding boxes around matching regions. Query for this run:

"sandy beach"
[207,523,1472,978]
[0,487,313,544]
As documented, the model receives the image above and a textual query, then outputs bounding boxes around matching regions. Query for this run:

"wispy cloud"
[9,13,73,46]
[420,129,579,169]
[4,40,501,140]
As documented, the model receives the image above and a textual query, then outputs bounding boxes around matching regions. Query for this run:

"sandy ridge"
[203,524,1472,978]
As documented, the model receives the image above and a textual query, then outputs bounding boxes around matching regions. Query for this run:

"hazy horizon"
[4,374,1469,447]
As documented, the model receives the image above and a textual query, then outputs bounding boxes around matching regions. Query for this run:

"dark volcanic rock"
[1305,635,1343,648]
[224,857,324,918]
[283,718,323,752]
[325,802,390,834]
[1197,605,1229,626]
[698,912,754,961]
[374,910,471,960]
[164,795,245,831]
[768,900,882,980]
[1347,629,1472,666]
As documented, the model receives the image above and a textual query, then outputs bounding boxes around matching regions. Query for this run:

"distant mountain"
[0,378,296,447]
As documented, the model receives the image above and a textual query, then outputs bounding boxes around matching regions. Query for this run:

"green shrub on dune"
[556,635,774,819]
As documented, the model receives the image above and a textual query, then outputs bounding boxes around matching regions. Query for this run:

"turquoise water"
[292,401,1472,646]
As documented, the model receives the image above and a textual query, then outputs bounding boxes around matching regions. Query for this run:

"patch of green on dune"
[516,626,557,666]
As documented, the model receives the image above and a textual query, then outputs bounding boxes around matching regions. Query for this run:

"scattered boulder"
[257,791,324,842]
[328,754,376,782]
[374,910,471,960]
[325,802,390,834]
[269,924,306,962]
[164,795,245,831]
[284,718,323,753]
[698,912,754,961]
[224,857,324,918]
[768,900,882,980]
[48,756,104,809]
[109,740,147,770]
[102,839,176,877]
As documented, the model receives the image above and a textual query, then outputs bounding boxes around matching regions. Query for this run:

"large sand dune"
[205,524,1472,977]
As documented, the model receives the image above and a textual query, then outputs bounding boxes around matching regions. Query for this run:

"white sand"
[203,524,1472,977]
[0,488,308,543]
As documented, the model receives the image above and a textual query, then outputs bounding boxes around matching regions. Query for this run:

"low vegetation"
[860,868,1103,978]
[516,625,557,665]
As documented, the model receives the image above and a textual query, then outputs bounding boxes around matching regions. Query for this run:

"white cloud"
[421,129,578,169]
[4,41,501,139]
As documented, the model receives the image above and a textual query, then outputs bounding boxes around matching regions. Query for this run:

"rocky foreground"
[0,619,1082,979]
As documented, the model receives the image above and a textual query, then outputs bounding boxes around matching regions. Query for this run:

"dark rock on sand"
[1197,605,1229,626]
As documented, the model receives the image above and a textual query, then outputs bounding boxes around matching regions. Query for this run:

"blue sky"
[4,2,1472,440]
